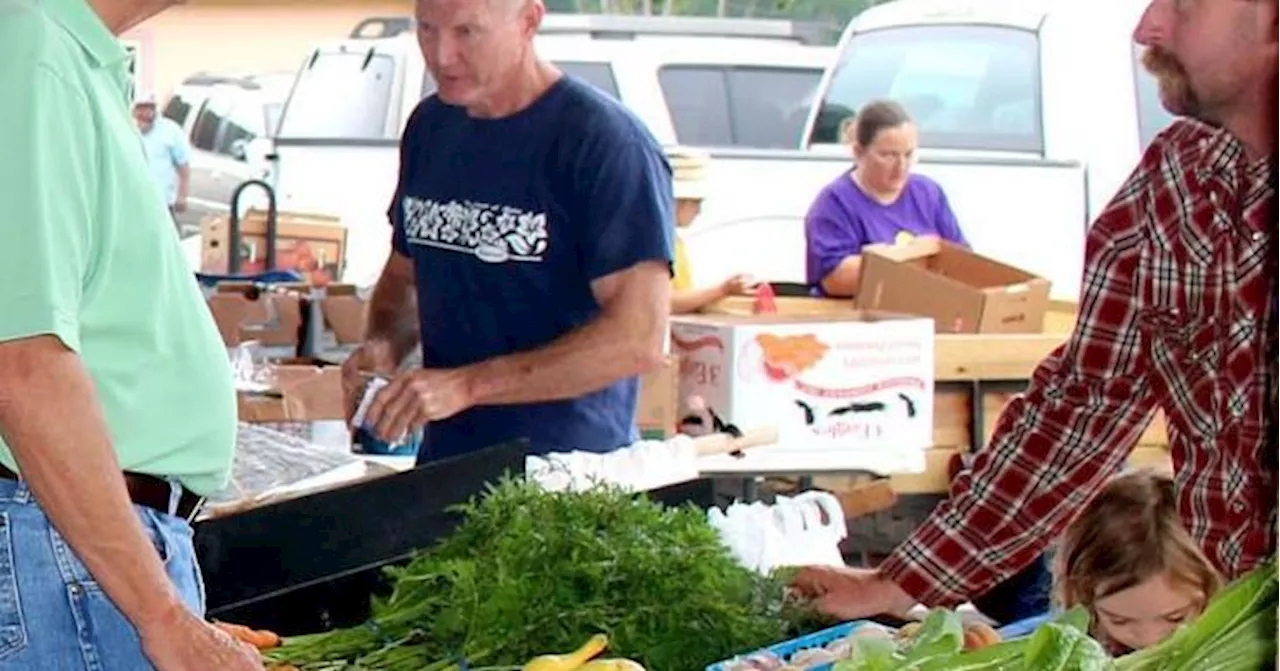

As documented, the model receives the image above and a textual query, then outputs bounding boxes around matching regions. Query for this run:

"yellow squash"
[521,633,609,671]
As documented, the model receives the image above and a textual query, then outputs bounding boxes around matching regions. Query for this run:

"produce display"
[721,556,1277,671]
[263,477,815,671]
[257,474,1276,671]
[718,612,1006,671]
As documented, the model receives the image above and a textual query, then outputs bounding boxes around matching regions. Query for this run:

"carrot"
[212,620,282,649]
[249,628,281,649]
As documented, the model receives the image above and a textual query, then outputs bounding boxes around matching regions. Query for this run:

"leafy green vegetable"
[266,476,811,670]
[1021,623,1111,671]
[898,609,966,666]
[838,634,899,671]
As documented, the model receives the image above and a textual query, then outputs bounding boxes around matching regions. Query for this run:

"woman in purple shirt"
[805,100,969,297]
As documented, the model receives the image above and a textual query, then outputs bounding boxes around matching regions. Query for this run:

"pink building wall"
[124,0,411,99]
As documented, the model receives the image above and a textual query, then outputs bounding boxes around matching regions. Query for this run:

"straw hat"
[666,146,710,201]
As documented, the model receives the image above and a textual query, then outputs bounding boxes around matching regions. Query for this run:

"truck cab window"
[726,67,822,150]
[162,94,194,128]
[660,66,734,147]
[812,25,1043,154]
[191,93,231,152]
[277,50,396,140]
[555,61,621,99]
[659,65,822,149]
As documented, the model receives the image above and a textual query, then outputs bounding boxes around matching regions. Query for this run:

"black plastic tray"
[194,440,527,626]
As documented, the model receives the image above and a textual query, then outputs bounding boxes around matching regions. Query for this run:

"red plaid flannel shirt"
[881,119,1278,606]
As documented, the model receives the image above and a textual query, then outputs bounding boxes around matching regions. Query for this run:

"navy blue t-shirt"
[388,76,674,463]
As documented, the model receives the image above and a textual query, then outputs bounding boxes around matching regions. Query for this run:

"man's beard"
[1142,46,1201,117]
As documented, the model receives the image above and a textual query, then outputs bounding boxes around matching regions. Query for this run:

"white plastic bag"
[710,491,847,573]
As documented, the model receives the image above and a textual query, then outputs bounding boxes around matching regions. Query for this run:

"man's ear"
[522,0,544,39]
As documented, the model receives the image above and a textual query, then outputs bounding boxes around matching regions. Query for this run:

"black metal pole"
[227,179,278,274]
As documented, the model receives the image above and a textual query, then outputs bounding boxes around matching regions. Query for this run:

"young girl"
[1055,470,1222,654]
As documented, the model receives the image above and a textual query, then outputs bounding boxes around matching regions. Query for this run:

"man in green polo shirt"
[0,0,259,668]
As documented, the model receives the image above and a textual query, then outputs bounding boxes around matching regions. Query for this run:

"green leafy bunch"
[268,476,810,670]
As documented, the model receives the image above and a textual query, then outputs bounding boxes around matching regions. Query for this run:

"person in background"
[804,100,968,298]
[133,92,192,230]
[0,0,258,669]
[791,0,1275,631]
[1055,470,1222,654]
[343,0,673,463]
[667,146,757,315]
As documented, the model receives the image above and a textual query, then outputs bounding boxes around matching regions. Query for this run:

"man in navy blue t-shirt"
[342,0,674,464]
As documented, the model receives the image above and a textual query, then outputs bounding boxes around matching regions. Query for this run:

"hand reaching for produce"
[364,367,475,442]
[140,608,262,671]
[790,566,916,622]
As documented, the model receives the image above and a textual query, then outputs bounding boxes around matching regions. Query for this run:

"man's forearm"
[366,258,421,365]
[466,285,669,406]
[0,337,183,630]
[176,165,190,200]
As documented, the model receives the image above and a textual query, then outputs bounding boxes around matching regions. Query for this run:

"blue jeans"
[971,553,1053,626]
[0,479,205,670]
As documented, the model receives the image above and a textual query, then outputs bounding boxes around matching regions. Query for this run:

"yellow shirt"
[672,236,693,292]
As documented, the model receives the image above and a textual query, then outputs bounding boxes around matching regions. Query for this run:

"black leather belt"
[0,464,203,521]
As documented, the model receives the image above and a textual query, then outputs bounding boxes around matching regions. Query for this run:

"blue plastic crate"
[705,621,872,671]
[706,612,1050,671]
[995,612,1053,639]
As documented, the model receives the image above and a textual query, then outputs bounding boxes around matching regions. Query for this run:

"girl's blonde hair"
[1055,470,1222,612]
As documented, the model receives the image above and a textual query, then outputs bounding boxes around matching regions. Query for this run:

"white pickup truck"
[684,0,1177,300]
[262,14,834,287]
[264,0,1175,300]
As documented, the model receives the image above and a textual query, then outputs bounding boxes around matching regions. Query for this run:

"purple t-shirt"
[804,171,968,295]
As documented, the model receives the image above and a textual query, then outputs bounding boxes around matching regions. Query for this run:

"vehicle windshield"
[276,49,397,140]
[810,25,1043,153]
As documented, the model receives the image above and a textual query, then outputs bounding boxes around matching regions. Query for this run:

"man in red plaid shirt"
[796,0,1277,618]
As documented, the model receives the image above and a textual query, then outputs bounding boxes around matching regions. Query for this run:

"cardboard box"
[637,355,679,438]
[206,283,305,348]
[670,312,934,475]
[201,210,346,285]
[236,360,346,423]
[856,239,1051,334]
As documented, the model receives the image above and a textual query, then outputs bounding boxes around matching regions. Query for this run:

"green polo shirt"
[0,0,235,495]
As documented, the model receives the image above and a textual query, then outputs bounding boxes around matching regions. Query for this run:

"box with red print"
[670,312,934,475]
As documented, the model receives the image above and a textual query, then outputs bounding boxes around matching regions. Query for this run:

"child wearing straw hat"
[666,146,757,314]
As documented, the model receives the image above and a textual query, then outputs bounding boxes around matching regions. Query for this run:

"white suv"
[161,72,294,236]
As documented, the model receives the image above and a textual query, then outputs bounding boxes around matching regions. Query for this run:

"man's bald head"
[413,0,547,115]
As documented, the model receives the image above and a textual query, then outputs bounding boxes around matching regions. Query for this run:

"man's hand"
[172,196,188,214]
[790,565,916,621]
[140,607,261,671]
[341,339,399,422]
[363,367,474,442]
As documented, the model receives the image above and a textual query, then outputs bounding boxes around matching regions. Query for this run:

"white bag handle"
[795,490,848,540]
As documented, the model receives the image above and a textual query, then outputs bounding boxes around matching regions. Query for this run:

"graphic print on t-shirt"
[402,195,549,264]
